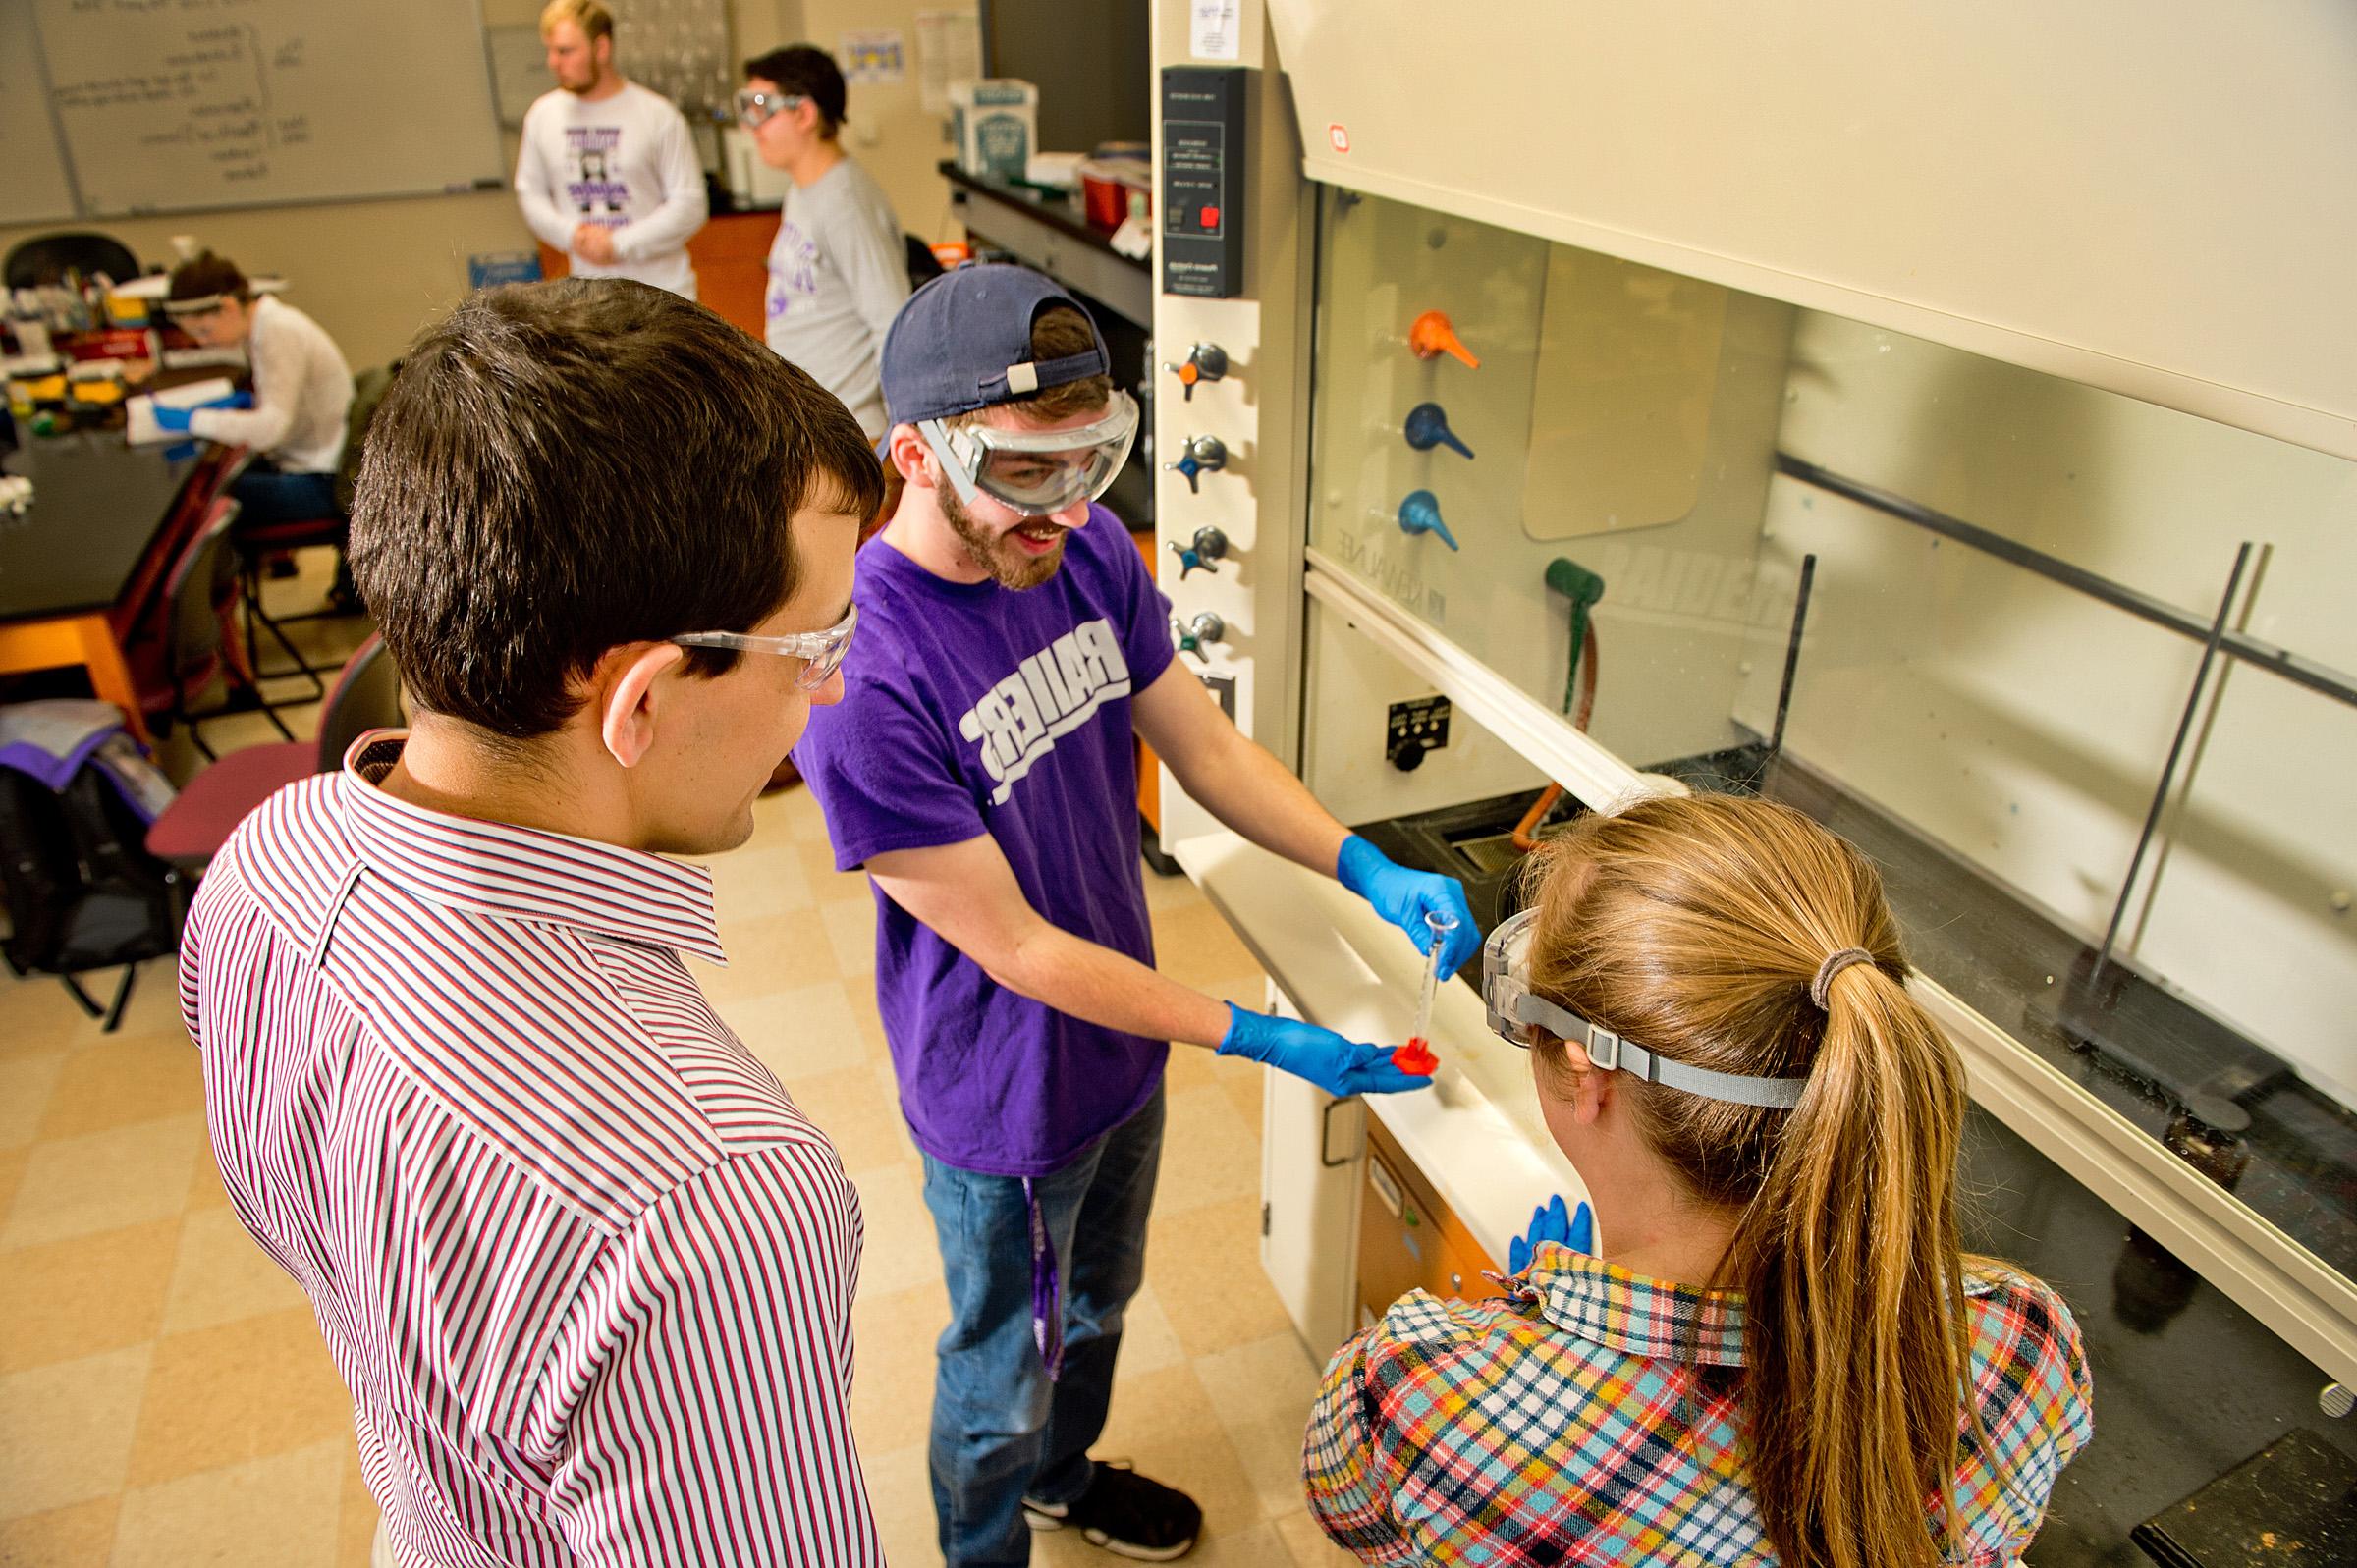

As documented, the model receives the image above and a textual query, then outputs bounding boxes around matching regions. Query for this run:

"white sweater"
[188,296,356,475]
[516,81,708,299]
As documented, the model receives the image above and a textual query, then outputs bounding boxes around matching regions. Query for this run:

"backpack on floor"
[0,702,181,1031]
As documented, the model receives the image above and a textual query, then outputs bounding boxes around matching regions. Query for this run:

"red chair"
[108,445,254,710]
[145,634,403,891]
[157,497,295,760]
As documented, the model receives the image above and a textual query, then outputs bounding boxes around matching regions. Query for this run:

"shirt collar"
[335,730,727,965]
[1509,1249,2005,1369]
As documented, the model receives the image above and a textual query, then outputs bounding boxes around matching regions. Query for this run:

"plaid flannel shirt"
[1305,1249,2093,1565]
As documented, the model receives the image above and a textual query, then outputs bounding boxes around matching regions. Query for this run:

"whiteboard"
[29,0,504,219]
[486,25,559,131]
[0,5,77,225]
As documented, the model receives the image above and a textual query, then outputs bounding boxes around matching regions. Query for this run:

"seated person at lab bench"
[179,279,888,1565]
[160,252,355,527]
[793,262,1477,1567]
[515,0,709,299]
[1305,793,2095,1567]
[740,44,909,440]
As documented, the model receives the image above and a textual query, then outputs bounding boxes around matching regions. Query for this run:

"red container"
[1078,159,1152,234]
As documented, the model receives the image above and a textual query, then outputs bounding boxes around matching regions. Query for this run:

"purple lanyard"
[1023,1177,1066,1381]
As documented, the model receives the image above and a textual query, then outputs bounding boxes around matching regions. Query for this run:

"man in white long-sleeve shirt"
[161,252,356,527]
[740,45,909,438]
[516,0,708,299]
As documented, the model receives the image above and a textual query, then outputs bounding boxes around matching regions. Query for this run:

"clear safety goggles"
[674,603,857,691]
[735,87,806,129]
[1482,908,1810,1109]
[916,390,1138,517]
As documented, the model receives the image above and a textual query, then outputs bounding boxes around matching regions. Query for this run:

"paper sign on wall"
[916,11,983,115]
[841,30,906,85]
[1191,0,1242,62]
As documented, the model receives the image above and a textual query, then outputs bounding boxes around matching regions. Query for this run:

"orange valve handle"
[1409,310,1480,369]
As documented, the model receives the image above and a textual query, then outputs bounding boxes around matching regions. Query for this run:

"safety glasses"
[674,603,857,691]
[1481,908,1810,1108]
[916,390,1138,517]
[735,87,806,129]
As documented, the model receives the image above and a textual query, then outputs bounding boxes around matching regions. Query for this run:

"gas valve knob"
[1166,525,1230,579]
[1171,611,1226,661]
[1403,402,1475,460]
[1397,489,1460,551]
[1162,435,1229,494]
[1408,311,1480,369]
[1162,342,1230,401]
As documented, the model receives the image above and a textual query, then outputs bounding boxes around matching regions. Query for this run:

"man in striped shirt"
[178,280,889,1566]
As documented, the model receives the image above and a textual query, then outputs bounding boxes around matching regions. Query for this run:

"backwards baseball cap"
[884,264,1135,515]
[882,263,1114,425]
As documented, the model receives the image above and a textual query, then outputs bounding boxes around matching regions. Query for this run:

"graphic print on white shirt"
[568,128,629,219]
[957,619,1132,804]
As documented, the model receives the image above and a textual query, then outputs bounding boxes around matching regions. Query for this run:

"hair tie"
[1810,948,1875,1009]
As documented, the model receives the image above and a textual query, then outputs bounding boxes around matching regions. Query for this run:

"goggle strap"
[1508,994,1806,1109]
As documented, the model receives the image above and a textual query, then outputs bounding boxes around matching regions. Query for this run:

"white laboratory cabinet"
[1147,2,2357,1557]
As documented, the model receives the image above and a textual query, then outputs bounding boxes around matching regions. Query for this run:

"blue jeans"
[229,465,338,526]
[921,1086,1164,1568]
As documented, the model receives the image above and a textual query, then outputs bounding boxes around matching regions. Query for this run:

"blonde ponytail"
[1525,795,1979,1567]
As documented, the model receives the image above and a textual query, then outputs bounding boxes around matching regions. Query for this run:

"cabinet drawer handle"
[1321,1095,1363,1167]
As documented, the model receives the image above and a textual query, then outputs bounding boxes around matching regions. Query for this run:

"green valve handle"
[1546,558,1606,717]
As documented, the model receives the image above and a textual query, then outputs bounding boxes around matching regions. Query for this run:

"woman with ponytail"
[1304,793,2092,1565]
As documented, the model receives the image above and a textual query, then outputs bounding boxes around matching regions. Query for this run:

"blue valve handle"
[1167,452,1204,493]
[1167,541,1219,579]
[1398,489,1460,552]
[1404,402,1475,460]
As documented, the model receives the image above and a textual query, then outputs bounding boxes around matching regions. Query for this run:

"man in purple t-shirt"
[795,265,1478,1568]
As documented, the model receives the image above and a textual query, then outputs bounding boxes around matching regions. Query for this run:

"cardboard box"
[950,80,1038,182]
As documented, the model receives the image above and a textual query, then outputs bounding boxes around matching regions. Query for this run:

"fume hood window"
[1306,184,2357,1281]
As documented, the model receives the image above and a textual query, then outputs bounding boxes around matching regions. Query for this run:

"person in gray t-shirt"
[740,45,911,439]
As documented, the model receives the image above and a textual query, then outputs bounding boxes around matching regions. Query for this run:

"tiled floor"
[0,562,1357,1566]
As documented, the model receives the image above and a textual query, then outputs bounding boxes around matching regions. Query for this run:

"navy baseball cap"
[880,263,1112,428]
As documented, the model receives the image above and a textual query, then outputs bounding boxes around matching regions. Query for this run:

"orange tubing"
[1511,624,1598,852]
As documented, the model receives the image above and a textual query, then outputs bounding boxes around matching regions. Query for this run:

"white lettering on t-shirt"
[955,619,1133,804]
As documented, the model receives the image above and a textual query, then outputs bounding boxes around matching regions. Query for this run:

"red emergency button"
[1199,205,1219,230]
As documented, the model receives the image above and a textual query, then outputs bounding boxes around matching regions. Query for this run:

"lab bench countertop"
[1174,830,1589,1270]
[941,162,1153,330]
[938,162,1147,272]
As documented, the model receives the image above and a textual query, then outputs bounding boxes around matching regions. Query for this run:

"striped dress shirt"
[178,734,880,1566]
[1306,1249,2093,1565]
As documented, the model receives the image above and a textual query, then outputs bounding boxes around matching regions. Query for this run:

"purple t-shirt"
[795,505,1176,1176]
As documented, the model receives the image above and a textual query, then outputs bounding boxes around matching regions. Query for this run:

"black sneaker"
[1022,1461,1201,1561]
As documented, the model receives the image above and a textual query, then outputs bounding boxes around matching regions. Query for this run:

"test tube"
[1406,909,1461,1061]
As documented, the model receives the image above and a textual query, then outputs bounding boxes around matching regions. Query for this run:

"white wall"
[785,0,973,243]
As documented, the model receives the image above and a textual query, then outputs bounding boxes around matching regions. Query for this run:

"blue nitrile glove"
[150,404,194,434]
[1508,1194,1595,1272]
[1336,835,1479,975]
[202,391,254,411]
[1217,1003,1432,1097]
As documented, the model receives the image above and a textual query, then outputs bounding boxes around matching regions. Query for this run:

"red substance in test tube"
[1393,1038,1440,1076]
